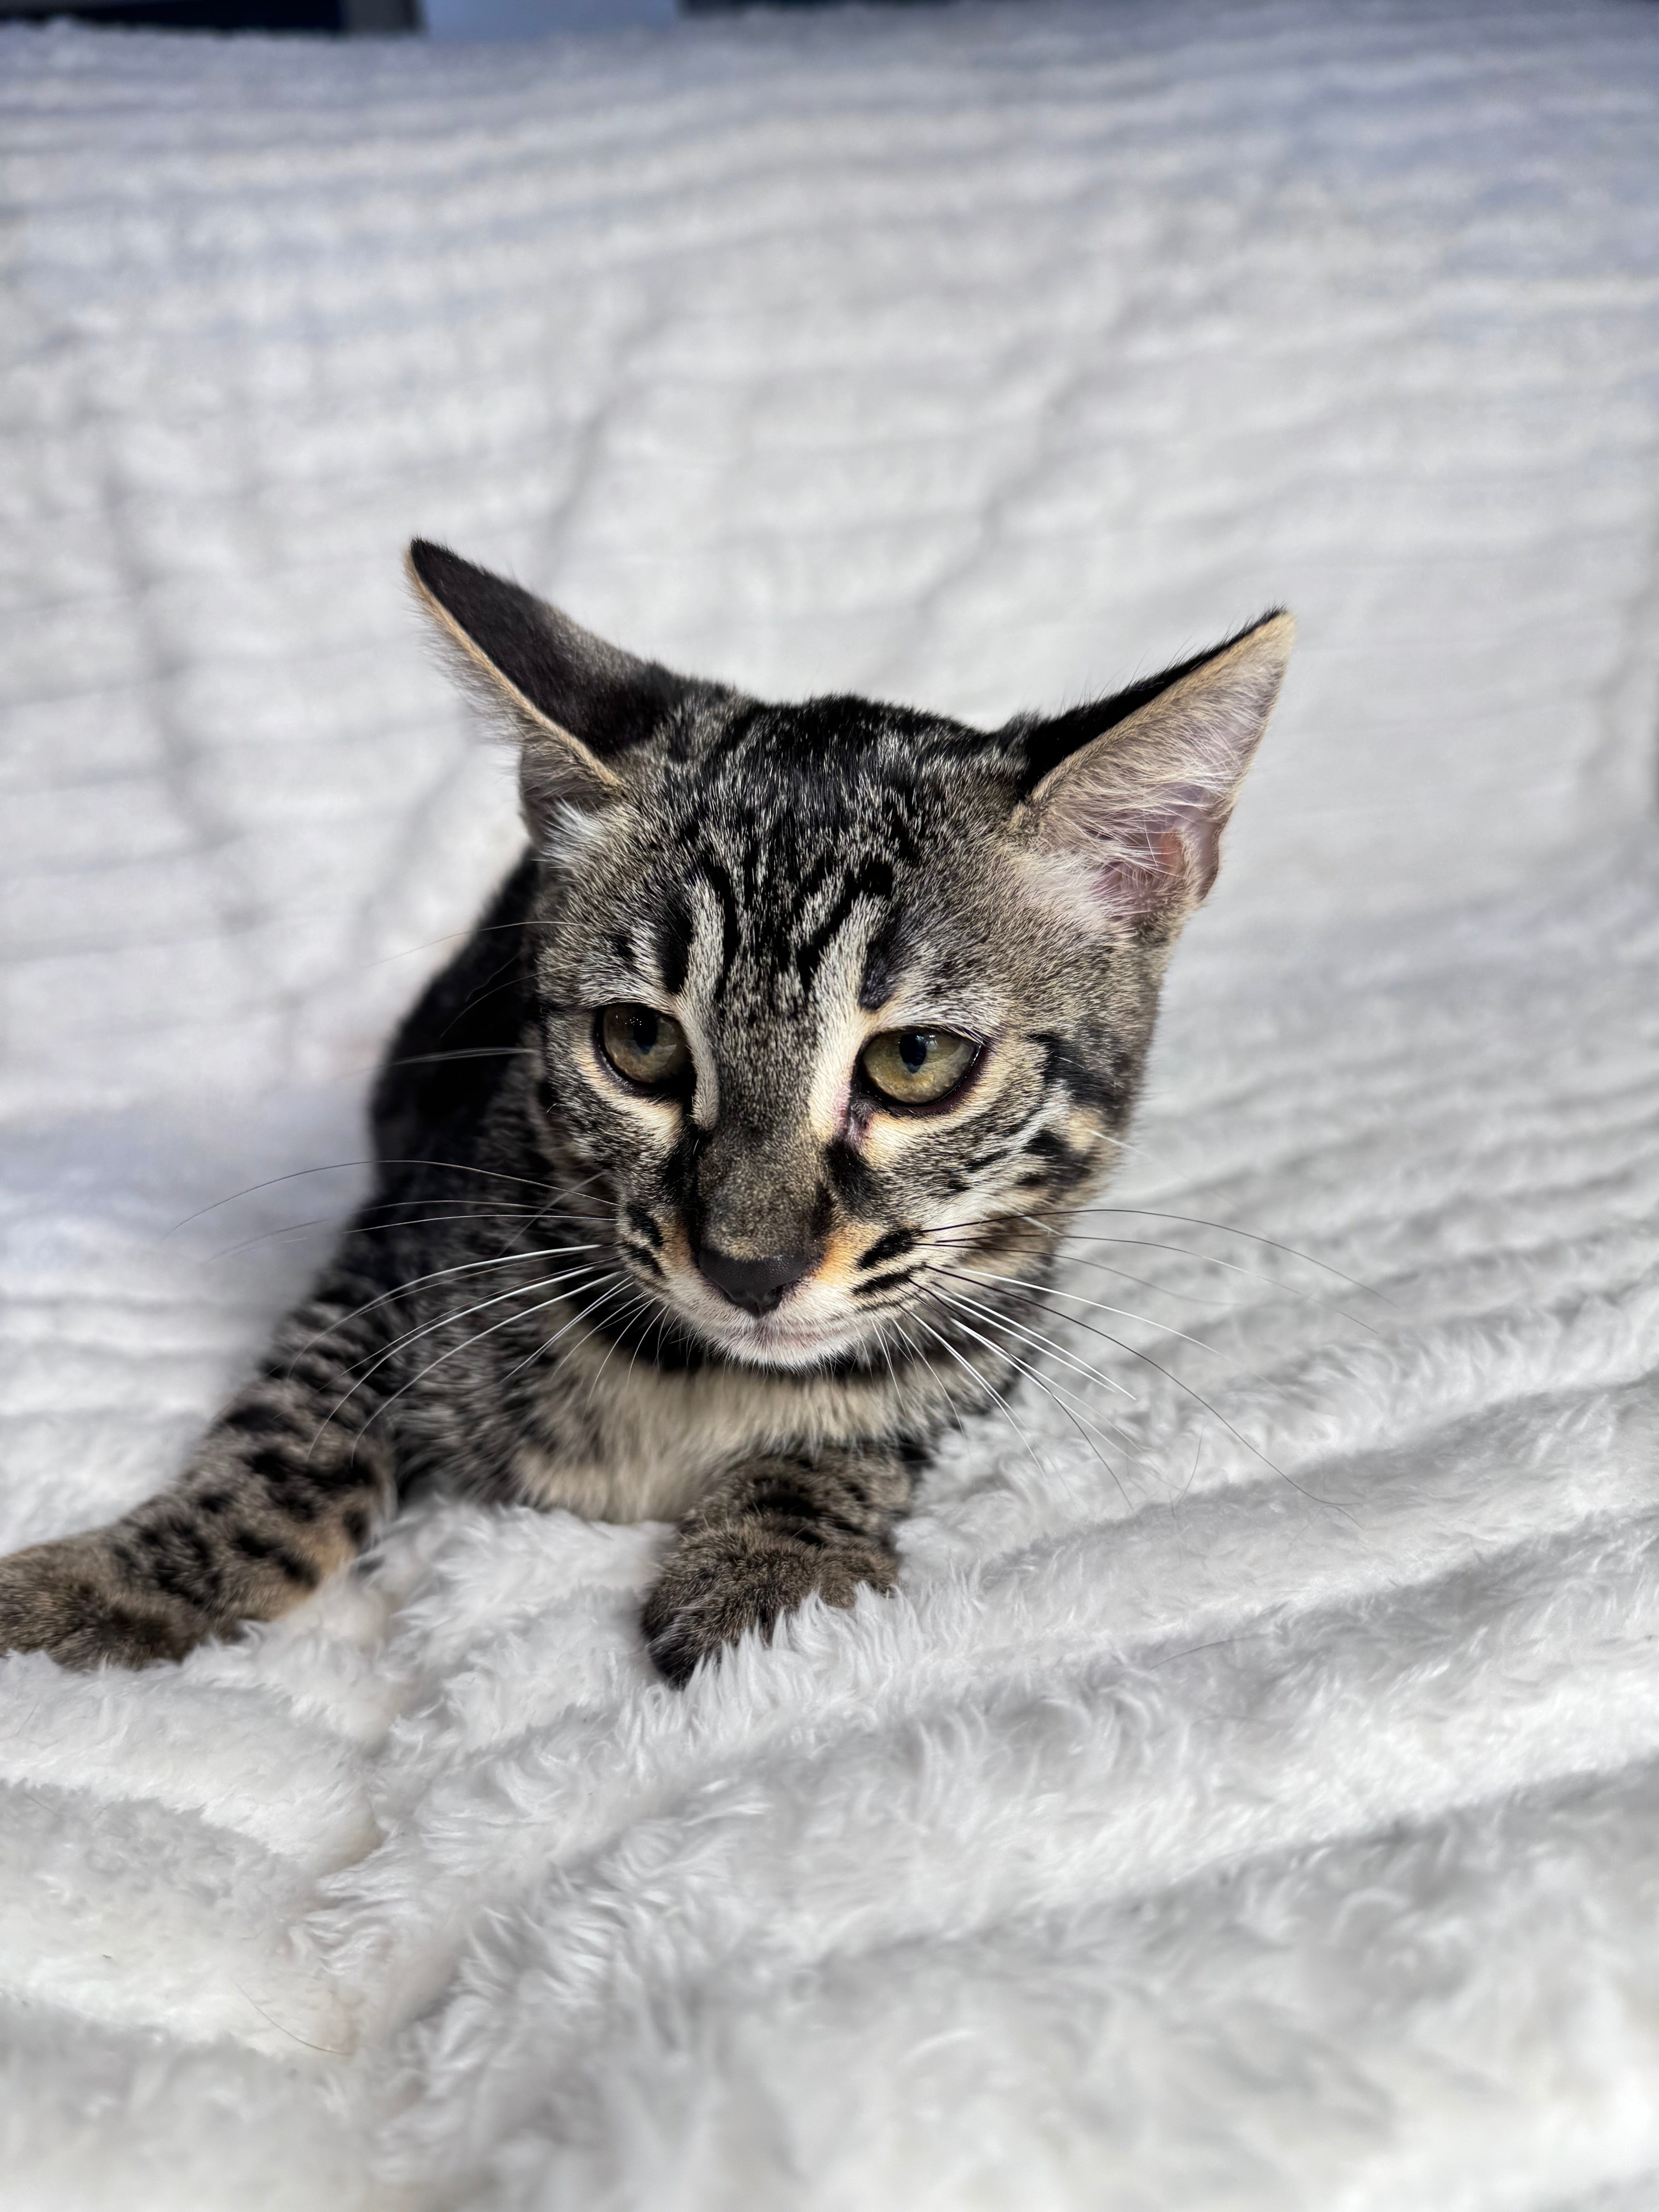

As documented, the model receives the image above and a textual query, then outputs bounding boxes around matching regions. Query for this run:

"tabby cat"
[0,546,1292,1683]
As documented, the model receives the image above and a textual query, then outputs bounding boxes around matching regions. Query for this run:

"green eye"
[599,1003,690,1090]
[860,1027,979,1108]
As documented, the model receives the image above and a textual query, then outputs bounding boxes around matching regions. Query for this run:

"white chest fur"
[510,1341,914,1523]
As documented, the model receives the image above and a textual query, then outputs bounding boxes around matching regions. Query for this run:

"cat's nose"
[695,1242,821,1317]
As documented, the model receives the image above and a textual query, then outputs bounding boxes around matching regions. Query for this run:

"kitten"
[0,545,1291,1683]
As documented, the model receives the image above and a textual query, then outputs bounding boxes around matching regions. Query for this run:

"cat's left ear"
[1015,611,1294,933]
[406,539,689,843]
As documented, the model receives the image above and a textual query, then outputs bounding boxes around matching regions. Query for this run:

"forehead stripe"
[859,907,907,1012]
[793,857,895,994]
[653,885,692,996]
[697,854,742,996]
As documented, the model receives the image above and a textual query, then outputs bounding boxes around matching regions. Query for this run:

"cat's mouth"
[670,1286,879,1373]
[708,1314,877,1372]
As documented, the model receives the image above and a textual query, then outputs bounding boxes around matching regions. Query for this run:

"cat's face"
[532,707,1159,1371]
[407,541,1291,1374]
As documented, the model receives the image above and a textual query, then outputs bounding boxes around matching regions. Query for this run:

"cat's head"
[410,542,1292,1374]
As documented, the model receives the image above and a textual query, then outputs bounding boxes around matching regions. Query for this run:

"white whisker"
[496,1275,639,1391]
[166,1154,585,1238]
[1044,1204,1392,1308]
[929,1279,1138,1405]
[939,1264,1221,1361]
[284,1242,610,1379]
[903,1314,1048,1481]
[920,1229,1247,1310]
[919,1296,1135,1510]
[316,1259,612,1441]
[373,1271,625,1435]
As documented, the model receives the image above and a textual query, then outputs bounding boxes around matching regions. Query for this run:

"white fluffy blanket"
[4,2,1659,2203]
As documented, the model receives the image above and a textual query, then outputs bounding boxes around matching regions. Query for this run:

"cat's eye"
[598,1003,690,1091]
[860,1027,979,1109]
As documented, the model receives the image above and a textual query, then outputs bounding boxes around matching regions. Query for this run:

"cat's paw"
[641,1523,897,1687]
[0,1535,208,1670]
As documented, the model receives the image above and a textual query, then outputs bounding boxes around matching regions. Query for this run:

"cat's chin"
[687,1310,878,1375]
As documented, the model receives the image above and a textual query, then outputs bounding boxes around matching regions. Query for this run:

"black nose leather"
[696,1243,819,1317]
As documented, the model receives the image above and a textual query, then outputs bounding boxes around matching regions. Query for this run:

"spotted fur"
[0,545,1293,1684]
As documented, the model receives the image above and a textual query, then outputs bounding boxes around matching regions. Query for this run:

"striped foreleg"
[0,1255,403,1668]
[641,1441,915,1686]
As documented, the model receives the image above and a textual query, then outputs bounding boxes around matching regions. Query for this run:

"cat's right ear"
[406,540,683,845]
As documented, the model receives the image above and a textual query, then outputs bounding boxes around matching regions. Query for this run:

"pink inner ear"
[1075,790,1224,926]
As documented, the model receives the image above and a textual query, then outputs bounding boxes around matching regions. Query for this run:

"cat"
[0,543,1292,1683]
